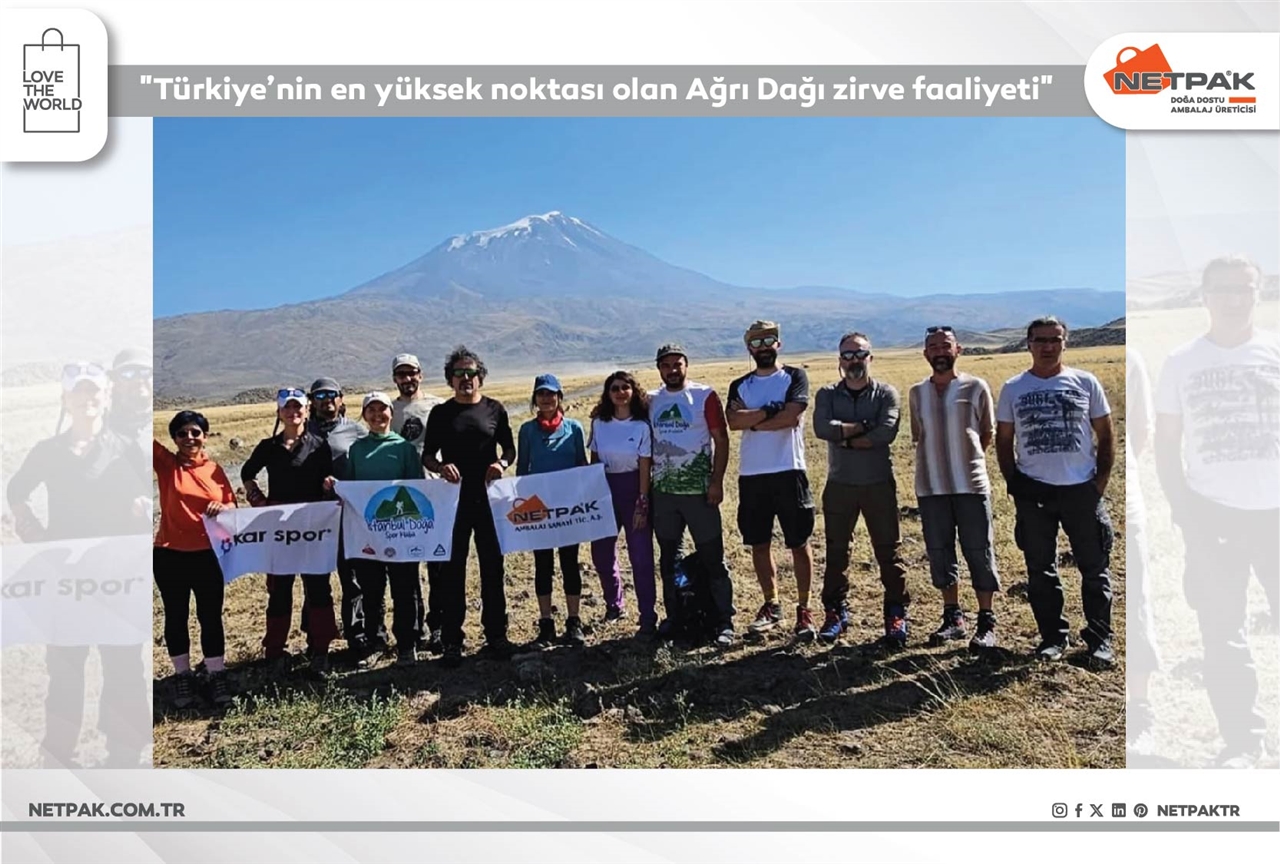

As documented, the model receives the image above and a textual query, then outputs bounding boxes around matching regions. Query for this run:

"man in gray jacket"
[813,332,909,648]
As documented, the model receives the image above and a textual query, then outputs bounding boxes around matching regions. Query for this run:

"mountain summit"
[346,211,737,301]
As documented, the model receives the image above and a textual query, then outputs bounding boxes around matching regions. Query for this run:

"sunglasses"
[926,325,954,334]
[451,368,481,379]
[840,349,871,361]
[609,384,633,393]
[393,369,421,379]
[309,390,340,401]
[748,336,779,349]
[113,367,152,381]
[174,428,205,440]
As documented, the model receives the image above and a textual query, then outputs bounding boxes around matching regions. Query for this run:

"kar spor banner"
[335,479,460,562]
[203,501,341,582]
[487,464,617,554]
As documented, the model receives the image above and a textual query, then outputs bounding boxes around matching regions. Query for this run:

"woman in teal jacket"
[516,374,588,647]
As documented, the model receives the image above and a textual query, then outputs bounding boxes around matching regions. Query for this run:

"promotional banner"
[334,479,460,561]
[0,535,152,647]
[487,464,617,554]
[202,501,342,581]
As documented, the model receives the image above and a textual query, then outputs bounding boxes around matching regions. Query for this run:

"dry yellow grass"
[149,344,1132,769]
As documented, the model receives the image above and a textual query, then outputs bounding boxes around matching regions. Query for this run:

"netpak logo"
[1105,44,1258,113]
[507,495,603,530]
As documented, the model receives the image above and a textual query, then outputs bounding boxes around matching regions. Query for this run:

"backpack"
[672,550,723,643]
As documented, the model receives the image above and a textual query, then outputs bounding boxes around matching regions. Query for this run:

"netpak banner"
[334,479,460,562]
[487,464,617,554]
[203,501,342,581]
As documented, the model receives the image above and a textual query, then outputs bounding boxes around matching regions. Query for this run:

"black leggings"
[534,545,582,598]
[153,547,226,659]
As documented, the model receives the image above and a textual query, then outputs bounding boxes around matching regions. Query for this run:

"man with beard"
[648,344,735,646]
[726,321,816,641]
[996,316,1115,667]
[305,377,371,654]
[813,332,908,648]
[106,348,152,449]
[389,353,445,655]
[907,327,999,651]
[1156,255,1278,768]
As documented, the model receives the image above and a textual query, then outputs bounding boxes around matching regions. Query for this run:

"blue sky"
[153,117,1124,317]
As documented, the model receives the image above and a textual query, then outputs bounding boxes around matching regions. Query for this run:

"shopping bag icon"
[22,28,82,133]
[1104,44,1172,95]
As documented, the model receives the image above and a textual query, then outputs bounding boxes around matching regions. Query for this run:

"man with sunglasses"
[390,353,445,656]
[908,326,1000,651]
[1155,255,1278,768]
[813,333,908,648]
[107,348,153,450]
[422,346,516,666]
[726,320,816,640]
[995,315,1115,668]
[305,377,372,654]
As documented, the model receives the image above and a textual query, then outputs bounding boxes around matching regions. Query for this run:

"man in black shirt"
[241,389,338,673]
[422,347,516,666]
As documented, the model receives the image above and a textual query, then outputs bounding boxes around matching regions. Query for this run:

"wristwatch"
[498,458,510,470]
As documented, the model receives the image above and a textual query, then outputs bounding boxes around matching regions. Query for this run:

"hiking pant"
[918,493,1000,593]
[153,547,225,659]
[821,479,909,612]
[263,573,338,658]
[534,545,583,599]
[1012,479,1113,649]
[653,490,734,629]
[350,560,419,650]
[440,491,507,647]
[42,644,147,768]
[591,470,657,628]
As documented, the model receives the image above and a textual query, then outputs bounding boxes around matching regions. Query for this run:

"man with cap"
[389,353,445,654]
[306,377,371,652]
[242,388,338,673]
[107,347,153,451]
[648,343,735,646]
[725,320,817,641]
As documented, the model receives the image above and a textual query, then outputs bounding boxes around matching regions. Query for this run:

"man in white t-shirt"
[389,353,444,655]
[995,315,1116,667]
[1155,255,1278,768]
[726,320,816,640]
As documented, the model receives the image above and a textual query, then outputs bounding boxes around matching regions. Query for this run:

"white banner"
[202,501,342,582]
[334,479,460,561]
[0,535,152,647]
[487,464,617,554]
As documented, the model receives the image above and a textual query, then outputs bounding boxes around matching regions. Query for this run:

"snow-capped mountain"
[346,211,738,300]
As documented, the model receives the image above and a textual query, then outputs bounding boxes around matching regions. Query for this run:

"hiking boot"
[1087,640,1116,669]
[818,607,849,643]
[748,602,783,634]
[635,621,659,641]
[396,647,418,667]
[657,619,679,641]
[442,643,463,668]
[603,606,625,625]
[1035,639,1069,662]
[969,611,997,652]
[172,672,196,709]
[208,672,233,707]
[928,605,967,646]
[308,651,332,676]
[793,606,817,642]
[534,618,557,649]
[424,628,444,656]
[876,606,909,651]
[562,616,586,647]
[715,626,735,648]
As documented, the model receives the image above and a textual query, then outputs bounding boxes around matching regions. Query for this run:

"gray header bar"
[3,821,1276,833]
[108,65,1089,117]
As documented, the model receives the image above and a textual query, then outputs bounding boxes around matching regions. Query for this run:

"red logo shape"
[1106,44,1172,94]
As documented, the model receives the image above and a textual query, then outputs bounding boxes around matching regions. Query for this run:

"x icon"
[1090,804,1104,817]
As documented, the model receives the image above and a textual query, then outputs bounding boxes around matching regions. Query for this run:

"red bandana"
[537,411,564,433]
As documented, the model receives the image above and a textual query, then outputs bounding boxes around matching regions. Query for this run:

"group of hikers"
[8,254,1274,771]
[148,312,1123,709]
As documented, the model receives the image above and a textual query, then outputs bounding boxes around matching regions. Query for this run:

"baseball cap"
[362,391,393,411]
[392,353,421,373]
[61,361,109,392]
[277,388,308,408]
[655,343,687,363]
[111,347,151,371]
[533,373,563,394]
[309,376,342,395]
